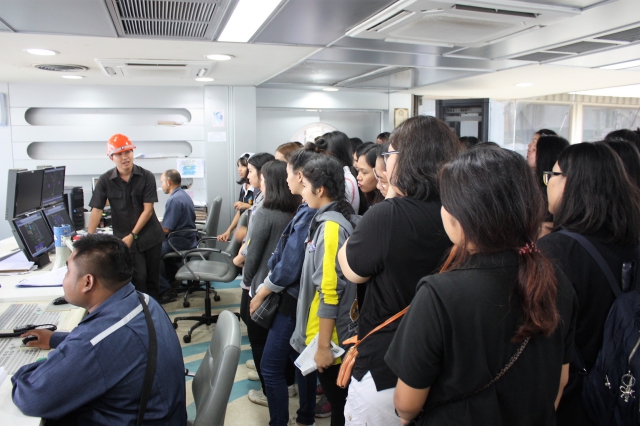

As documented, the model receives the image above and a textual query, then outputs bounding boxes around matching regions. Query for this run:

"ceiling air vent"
[367,10,415,32]
[452,4,538,19]
[106,0,227,39]
[34,64,89,72]
[596,26,640,43]
[335,67,413,87]
[548,41,617,54]
[511,52,572,62]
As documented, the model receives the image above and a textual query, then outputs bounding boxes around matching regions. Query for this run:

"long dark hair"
[439,145,560,341]
[555,142,640,246]
[247,153,275,181]
[301,156,354,221]
[305,131,356,176]
[535,128,557,137]
[603,140,640,188]
[357,144,384,205]
[288,149,319,172]
[390,115,462,202]
[605,128,640,152]
[261,160,300,213]
[236,153,250,185]
[534,136,569,219]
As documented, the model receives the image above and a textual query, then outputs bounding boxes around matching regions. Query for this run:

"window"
[582,106,640,141]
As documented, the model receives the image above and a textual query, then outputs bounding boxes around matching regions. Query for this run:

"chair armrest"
[165,229,200,258]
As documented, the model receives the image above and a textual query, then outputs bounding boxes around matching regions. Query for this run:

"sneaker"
[248,389,269,407]
[246,359,256,370]
[288,384,298,398]
[288,417,315,426]
[158,290,177,304]
[316,383,324,396]
[248,370,260,381]
[314,396,332,418]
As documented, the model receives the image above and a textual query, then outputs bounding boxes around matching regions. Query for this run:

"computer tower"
[63,186,85,231]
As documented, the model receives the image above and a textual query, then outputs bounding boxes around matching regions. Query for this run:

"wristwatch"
[131,232,138,240]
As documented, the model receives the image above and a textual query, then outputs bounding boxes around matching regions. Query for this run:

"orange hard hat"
[107,134,136,157]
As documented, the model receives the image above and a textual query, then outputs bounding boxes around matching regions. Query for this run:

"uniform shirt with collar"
[12,283,187,426]
[162,187,197,251]
[89,164,164,252]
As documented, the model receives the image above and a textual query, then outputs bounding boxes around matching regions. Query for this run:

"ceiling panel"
[330,37,450,56]
[252,0,396,46]
[551,43,640,68]
[268,61,383,85]
[0,0,118,37]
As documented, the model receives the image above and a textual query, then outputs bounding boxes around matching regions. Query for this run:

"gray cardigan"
[242,205,295,296]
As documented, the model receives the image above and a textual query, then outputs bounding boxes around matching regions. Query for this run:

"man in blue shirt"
[158,169,197,303]
[12,234,187,425]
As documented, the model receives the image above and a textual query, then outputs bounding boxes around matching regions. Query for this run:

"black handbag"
[251,292,281,329]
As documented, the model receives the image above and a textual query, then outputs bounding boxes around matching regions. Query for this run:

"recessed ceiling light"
[206,54,233,61]
[25,48,58,56]
[515,83,534,87]
[600,59,640,70]
[218,0,282,43]
[323,88,339,92]
[306,109,318,112]
[61,75,84,79]
[195,77,214,82]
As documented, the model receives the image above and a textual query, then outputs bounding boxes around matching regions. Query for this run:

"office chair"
[172,235,241,343]
[185,310,241,426]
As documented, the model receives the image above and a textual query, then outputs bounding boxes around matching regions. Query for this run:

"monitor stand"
[33,252,51,269]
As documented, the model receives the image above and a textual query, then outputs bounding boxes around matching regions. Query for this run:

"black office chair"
[172,236,241,343]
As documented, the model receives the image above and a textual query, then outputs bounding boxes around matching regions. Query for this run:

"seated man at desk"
[11,234,187,425]
[158,169,197,304]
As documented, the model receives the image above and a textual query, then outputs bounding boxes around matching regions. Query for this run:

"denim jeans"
[262,311,317,426]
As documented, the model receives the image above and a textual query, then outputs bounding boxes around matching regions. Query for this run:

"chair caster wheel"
[183,301,190,308]
[173,322,178,329]
[214,295,221,302]
[183,335,191,343]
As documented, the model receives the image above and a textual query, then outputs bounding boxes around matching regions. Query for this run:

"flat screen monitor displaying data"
[41,166,65,206]
[43,202,76,236]
[12,211,54,259]
[14,169,44,217]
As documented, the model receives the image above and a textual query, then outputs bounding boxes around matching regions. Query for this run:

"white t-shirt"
[344,166,360,214]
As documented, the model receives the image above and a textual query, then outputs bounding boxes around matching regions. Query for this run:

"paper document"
[17,266,67,287]
[0,366,6,386]
[294,334,345,376]
[0,251,34,272]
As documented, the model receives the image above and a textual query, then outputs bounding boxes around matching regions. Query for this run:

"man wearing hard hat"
[87,134,164,300]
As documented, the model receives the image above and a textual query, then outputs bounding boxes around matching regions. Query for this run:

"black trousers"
[130,242,162,301]
[318,364,347,426]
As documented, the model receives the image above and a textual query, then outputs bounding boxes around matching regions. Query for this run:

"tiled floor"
[164,278,330,425]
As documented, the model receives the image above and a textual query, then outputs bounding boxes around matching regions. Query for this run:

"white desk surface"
[0,237,86,425]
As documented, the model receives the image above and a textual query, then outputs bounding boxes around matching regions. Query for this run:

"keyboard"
[0,304,61,331]
[0,338,41,375]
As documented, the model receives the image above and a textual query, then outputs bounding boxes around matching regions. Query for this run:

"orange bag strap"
[344,306,409,348]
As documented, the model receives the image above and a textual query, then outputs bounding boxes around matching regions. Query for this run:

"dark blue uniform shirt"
[162,187,197,251]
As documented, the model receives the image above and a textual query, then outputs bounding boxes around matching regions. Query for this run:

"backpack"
[558,230,640,426]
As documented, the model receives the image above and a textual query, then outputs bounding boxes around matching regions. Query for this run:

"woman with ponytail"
[290,155,359,426]
[538,142,640,425]
[386,145,578,425]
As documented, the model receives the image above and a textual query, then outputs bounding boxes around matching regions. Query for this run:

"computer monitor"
[14,169,44,217]
[42,202,76,236]
[41,166,66,206]
[12,211,54,260]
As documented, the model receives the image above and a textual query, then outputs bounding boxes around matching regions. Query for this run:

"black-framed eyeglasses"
[381,150,399,165]
[543,171,563,186]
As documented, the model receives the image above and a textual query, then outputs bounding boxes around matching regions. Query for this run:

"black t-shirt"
[538,230,637,425]
[345,197,452,390]
[386,251,578,426]
[89,165,164,252]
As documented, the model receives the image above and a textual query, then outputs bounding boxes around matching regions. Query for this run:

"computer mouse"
[22,335,38,345]
[52,296,69,305]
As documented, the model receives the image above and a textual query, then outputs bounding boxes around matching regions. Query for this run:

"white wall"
[0,84,13,239]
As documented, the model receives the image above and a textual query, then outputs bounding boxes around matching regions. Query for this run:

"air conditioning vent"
[367,10,415,32]
[548,41,617,54]
[511,52,572,62]
[96,58,215,79]
[452,4,538,19]
[596,26,640,43]
[34,64,89,72]
[336,67,413,87]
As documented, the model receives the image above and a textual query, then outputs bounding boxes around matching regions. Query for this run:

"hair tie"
[519,242,539,256]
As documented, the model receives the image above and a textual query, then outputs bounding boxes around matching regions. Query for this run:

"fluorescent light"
[25,48,58,56]
[600,59,640,70]
[218,0,282,42]
[206,54,233,61]
[515,83,534,87]
[195,77,214,82]
[306,109,318,112]
[61,75,84,79]
[323,88,339,92]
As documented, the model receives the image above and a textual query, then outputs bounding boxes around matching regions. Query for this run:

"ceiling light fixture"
[515,82,534,87]
[600,59,640,70]
[195,77,214,82]
[61,75,84,79]
[323,88,339,92]
[206,54,234,61]
[25,48,58,56]
[218,0,282,42]
[306,109,318,112]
